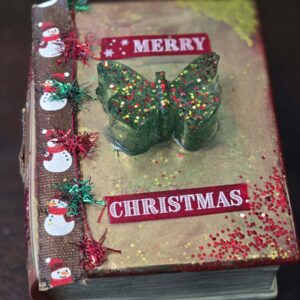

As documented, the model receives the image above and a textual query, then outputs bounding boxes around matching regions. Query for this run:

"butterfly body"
[97,53,221,155]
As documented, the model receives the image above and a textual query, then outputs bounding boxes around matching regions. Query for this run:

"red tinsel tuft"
[77,230,121,271]
[57,32,93,65]
[49,129,98,157]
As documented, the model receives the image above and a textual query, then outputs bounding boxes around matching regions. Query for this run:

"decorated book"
[20,0,300,299]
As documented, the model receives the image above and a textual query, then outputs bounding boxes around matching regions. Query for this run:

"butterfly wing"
[171,52,221,126]
[97,60,159,155]
[171,52,221,150]
[172,52,220,90]
[97,60,149,111]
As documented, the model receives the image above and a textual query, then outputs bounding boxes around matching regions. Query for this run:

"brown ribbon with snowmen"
[32,0,84,290]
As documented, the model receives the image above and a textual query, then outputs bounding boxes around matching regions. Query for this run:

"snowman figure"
[44,199,75,236]
[45,257,73,288]
[40,75,69,111]
[38,22,65,58]
[42,129,73,173]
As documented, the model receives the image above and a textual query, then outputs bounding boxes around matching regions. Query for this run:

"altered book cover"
[22,0,300,292]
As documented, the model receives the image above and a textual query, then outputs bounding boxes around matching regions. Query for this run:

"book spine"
[31,0,84,290]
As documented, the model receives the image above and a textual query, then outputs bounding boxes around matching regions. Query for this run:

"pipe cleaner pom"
[57,32,92,65]
[57,178,105,216]
[50,80,94,111]
[76,230,121,271]
[68,0,90,12]
[47,129,98,157]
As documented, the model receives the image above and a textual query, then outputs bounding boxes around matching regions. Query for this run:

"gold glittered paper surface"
[76,0,299,274]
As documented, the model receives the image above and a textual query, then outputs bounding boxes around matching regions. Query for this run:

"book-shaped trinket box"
[20,0,299,299]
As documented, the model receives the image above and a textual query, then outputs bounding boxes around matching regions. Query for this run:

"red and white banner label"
[106,183,249,224]
[100,33,211,60]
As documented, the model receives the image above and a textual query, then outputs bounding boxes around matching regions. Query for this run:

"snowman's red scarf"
[42,34,61,43]
[50,276,73,288]
[47,206,68,215]
[47,145,67,154]
[43,145,67,162]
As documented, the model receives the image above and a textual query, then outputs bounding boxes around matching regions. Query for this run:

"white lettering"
[133,39,150,53]
[151,39,164,52]
[168,196,181,213]
[158,197,168,213]
[124,200,141,216]
[141,198,159,215]
[230,189,243,206]
[179,194,195,211]
[133,36,207,54]
[196,192,215,209]
[110,201,123,218]
[165,38,179,51]
[216,192,231,208]
[192,37,206,50]
[179,38,194,51]
[109,186,246,221]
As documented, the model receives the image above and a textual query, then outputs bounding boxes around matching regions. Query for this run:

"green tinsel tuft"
[57,178,105,216]
[68,0,90,12]
[50,80,94,112]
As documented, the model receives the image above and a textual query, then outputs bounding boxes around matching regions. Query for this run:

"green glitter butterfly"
[96,52,221,155]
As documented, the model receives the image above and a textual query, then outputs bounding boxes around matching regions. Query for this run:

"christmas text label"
[101,33,211,60]
[106,183,249,224]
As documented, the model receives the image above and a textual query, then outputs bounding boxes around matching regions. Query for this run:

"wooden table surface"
[0,0,299,299]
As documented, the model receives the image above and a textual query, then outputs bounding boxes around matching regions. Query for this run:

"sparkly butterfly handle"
[96,52,221,155]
